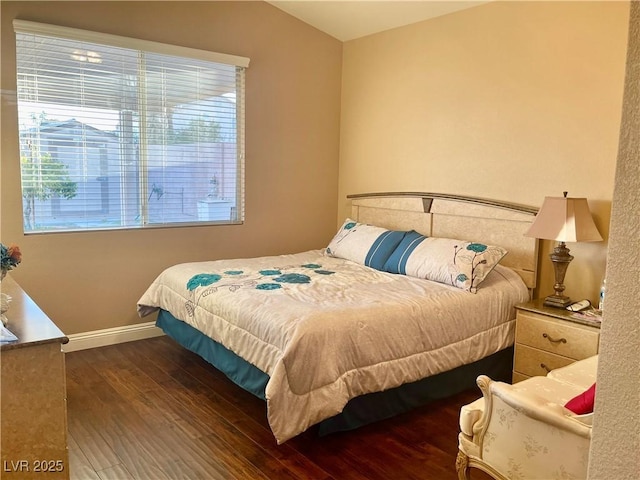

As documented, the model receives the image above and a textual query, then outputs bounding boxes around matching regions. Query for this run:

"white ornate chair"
[456,356,597,480]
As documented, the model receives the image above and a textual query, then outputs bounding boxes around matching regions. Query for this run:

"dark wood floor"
[66,336,492,480]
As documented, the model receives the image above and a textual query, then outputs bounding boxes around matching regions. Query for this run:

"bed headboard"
[347,192,540,290]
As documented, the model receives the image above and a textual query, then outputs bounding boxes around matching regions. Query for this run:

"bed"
[137,192,539,444]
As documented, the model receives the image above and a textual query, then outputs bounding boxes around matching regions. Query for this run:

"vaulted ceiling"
[266,1,488,41]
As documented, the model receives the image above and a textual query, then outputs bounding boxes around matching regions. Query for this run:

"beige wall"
[1,1,631,335]
[339,1,629,303]
[0,1,342,334]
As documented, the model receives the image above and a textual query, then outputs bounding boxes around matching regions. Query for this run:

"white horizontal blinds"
[16,32,136,230]
[142,53,242,225]
[14,20,248,232]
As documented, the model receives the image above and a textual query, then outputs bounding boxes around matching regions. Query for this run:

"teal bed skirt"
[156,309,513,436]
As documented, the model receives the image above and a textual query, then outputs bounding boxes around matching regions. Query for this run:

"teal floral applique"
[256,283,281,290]
[456,273,469,283]
[344,222,357,230]
[314,270,335,275]
[185,273,223,313]
[187,273,222,291]
[466,243,488,253]
[452,242,494,290]
[187,263,335,296]
[259,269,282,276]
[273,273,311,284]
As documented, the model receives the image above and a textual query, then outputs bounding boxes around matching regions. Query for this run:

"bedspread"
[137,250,529,443]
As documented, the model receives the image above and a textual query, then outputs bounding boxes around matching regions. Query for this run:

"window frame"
[14,20,250,234]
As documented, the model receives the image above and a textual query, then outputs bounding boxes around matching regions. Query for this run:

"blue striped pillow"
[326,219,407,270]
[382,230,428,274]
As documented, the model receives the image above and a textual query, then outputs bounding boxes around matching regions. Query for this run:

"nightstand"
[513,299,601,383]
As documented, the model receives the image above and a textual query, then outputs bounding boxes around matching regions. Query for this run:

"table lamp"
[525,192,603,308]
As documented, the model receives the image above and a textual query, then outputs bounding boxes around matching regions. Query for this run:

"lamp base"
[546,241,574,309]
[543,294,572,308]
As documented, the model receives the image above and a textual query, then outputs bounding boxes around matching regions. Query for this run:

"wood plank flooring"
[66,336,492,480]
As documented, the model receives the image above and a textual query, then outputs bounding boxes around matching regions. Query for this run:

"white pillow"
[383,231,507,293]
[326,219,406,271]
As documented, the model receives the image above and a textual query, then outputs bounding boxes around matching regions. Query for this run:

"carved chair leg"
[455,450,471,480]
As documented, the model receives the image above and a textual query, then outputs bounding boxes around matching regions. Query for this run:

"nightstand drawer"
[511,371,530,384]
[515,311,599,359]
[514,344,574,377]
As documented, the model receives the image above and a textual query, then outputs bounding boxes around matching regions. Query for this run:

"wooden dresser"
[513,299,601,383]
[1,276,69,479]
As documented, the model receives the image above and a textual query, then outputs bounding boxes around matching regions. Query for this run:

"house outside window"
[14,20,249,233]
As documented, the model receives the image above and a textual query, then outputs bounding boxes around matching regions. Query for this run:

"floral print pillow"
[384,233,507,293]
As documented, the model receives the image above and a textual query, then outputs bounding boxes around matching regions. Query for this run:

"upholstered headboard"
[347,192,540,290]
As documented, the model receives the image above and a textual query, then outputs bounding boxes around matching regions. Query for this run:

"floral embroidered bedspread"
[137,250,529,443]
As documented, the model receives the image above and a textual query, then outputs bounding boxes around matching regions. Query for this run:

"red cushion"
[564,383,596,414]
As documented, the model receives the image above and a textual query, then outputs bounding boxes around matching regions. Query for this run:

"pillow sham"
[383,232,507,293]
[325,219,406,271]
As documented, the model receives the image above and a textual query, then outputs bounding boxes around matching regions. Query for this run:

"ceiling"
[266,1,489,42]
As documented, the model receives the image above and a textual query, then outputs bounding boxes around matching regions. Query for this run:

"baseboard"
[63,321,164,352]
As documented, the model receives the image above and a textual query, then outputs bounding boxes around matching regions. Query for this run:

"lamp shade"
[525,195,603,242]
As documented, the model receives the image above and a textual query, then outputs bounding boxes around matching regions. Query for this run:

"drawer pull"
[540,363,552,373]
[542,333,567,344]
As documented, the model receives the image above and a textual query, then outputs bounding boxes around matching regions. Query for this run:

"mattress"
[138,249,529,443]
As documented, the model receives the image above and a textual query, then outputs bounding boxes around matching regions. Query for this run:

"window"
[14,20,249,233]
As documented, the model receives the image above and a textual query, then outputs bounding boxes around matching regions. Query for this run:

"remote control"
[566,299,591,312]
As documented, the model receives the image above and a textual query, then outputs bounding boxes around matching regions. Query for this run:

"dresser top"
[1,276,68,350]
[516,298,602,329]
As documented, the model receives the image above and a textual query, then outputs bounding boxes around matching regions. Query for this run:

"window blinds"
[14,20,248,232]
